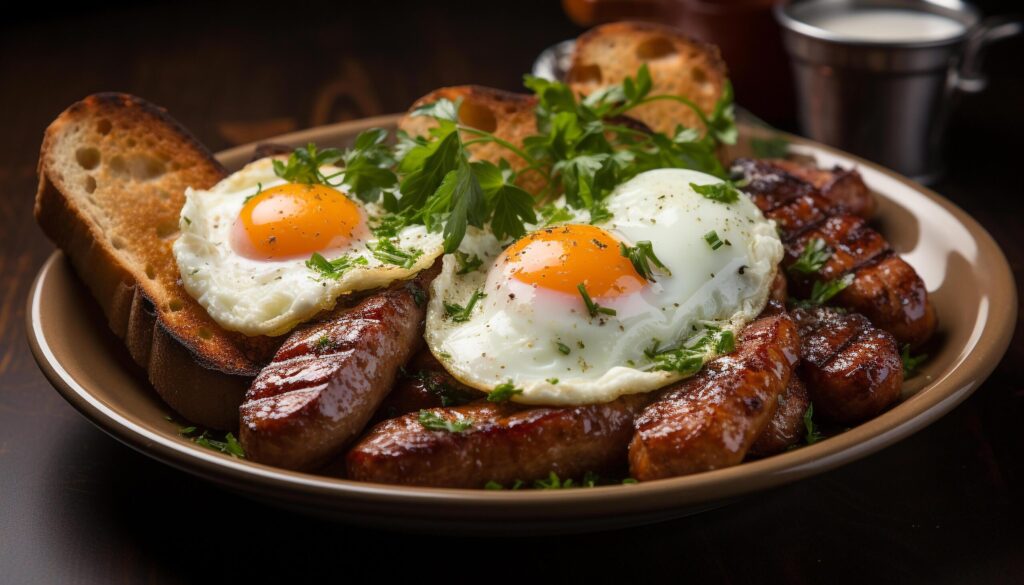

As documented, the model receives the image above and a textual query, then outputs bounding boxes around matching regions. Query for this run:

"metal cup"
[776,0,1021,183]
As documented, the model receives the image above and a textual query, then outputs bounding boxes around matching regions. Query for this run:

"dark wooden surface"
[2,2,1022,583]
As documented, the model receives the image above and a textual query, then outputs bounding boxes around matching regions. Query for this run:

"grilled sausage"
[748,375,809,457]
[628,311,800,481]
[369,351,483,424]
[733,158,936,347]
[347,395,649,488]
[765,158,875,219]
[239,269,435,470]
[791,306,903,424]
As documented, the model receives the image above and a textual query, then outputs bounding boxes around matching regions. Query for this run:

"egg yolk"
[498,224,646,299]
[230,183,363,261]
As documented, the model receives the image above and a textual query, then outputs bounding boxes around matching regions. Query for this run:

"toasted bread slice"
[568,21,727,135]
[398,86,546,195]
[35,93,281,430]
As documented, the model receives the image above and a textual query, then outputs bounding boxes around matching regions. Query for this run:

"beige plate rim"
[26,115,1018,526]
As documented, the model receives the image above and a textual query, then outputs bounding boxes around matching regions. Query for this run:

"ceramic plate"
[27,116,1016,534]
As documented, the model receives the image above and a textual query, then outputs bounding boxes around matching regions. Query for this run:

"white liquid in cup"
[807,8,966,43]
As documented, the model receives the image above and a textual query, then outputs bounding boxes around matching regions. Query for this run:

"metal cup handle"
[957,16,1024,93]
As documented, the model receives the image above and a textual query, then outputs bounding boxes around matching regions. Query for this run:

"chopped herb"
[620,240,671,282]
[417,410,473,433]
[487,380,523,403]
[484,481,504,490]
[243,182,263,204]
[539,203,574,226]
[649,348,705,375]
[272,142,344,185]
[369,239,423,268]
[577,283,617,317]
[715,330,736,354]
[582,471,600,488]
[804,403,823,445]
[408,282,426,307]
[306,252,368,279]
[803,273,855,307]
[180,425,245,458]
[691,181,741,204]
[454,251,483,275]
[751,136,790,159]
[183,216,191,226]
[622,478,639,485]
[534,471,572,490]
[370,213,409,238]
[444,290,486,322]
[704,230,729,250]
[901,345,928,378]
[555,341,571,355]
[788,238,831,275]
[410,370,476,406]
[178,425,197,436]
[315,335,334,352]
[546,378,559,385]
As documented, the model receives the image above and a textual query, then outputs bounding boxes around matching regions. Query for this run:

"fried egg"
[425,168,783,405]
[173,157,442,336]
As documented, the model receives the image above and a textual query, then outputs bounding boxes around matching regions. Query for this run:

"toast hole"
[636,36,677,61]
[84,175,97,194]
[97,119,112,135]
[457,101,498,133]
[129,155,167,181]
[197,327,213,340]
[111,236,126,250]
[109,156,128,177]
[155,221,179,239]
[145,264,156,280]
[568,63,602,85]
[75,147,101,170]
[168,299,185,312]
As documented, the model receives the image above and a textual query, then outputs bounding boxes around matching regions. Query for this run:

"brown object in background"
[562,0,795,124]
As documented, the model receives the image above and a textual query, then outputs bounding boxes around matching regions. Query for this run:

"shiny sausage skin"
[239,272,434,470]
[628,312,800,481]
[733,158,936,348]
[791,306,903,424]
[765,158,875,219]
[369,351,482,425]
[748,375,809,457]
[347,395,649,488]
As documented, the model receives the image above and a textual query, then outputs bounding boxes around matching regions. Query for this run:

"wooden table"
[2,2,1022,582]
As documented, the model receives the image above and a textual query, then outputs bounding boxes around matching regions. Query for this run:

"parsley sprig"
[305,253,368,280]
[444,290,486,322]
[789,238,832,275]
[792,273,855,308]
[620,240,671,282]
[417,410,474,433]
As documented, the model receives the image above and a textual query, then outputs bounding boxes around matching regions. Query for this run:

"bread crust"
[35,93,279,429]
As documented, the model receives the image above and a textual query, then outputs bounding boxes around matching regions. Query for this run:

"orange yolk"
[230,183,364,261]
[498,224,646,299]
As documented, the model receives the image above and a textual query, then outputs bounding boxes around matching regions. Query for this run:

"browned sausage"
[733,158,936,348]
[791,306,903,424]
[765,158,875,218]
[347,395,649,488]
[628,312,800,481]
[369,351,483,424]
[748,375,809,457]
[239,269,435,470]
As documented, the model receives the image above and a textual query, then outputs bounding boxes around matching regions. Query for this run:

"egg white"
[173,157,443,337]
[425,168,783,405]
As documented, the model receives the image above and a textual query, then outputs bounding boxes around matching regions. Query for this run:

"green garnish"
[444,290,486,322]
[243,182,263,204]
[715,330,736,354]
[795,273,855,308]
[577,283,617,317]
[555,341,571,355]
[546,378,559,385]
[539,203,574,226]
[340,128,399,202]
[484,481,504,490]
[901,345,928,378]
[619,240,671,282]
[703,230,730,250]
[179,425,245,458]
[649,348,705,375]
[789,238,831,275]
[691,181,741,204]
[368,239,423,268]
[272,142,344,185]
[409,370,477,407]
[803,403,823,445]
[315,335,334,352]
[454,251,484,275]
[621,478,639,485]
[417,410,473,433]
[750,136,790,159]
[487,380,523,403]
[534,471,573,490]
[305,252,368,279]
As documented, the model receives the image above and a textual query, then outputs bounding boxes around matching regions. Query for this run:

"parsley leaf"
[273,143,344,185]
[454,251,483,274]
[649,348,705,375]
[577,282,617,317]
[901,345,928,378]
[789,238,832,275]
[474,160,537,241]
[539,203,574,226]
[804,403,823,444]
[444,290,486,322]
[417,410,474,433]
[340,128,398,203]
[180,425,246,458]
[620,240,671,282]
[487,380,523,403]
[368,239,423,269]
[798,273,855,307]
[691,181,741,204]
[555,341,571,355]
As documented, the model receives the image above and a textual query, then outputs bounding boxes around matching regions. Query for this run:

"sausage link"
[748,375,809,457]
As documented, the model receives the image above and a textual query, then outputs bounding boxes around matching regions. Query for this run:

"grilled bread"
[35,93,280,430]
[568,21,728,135]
